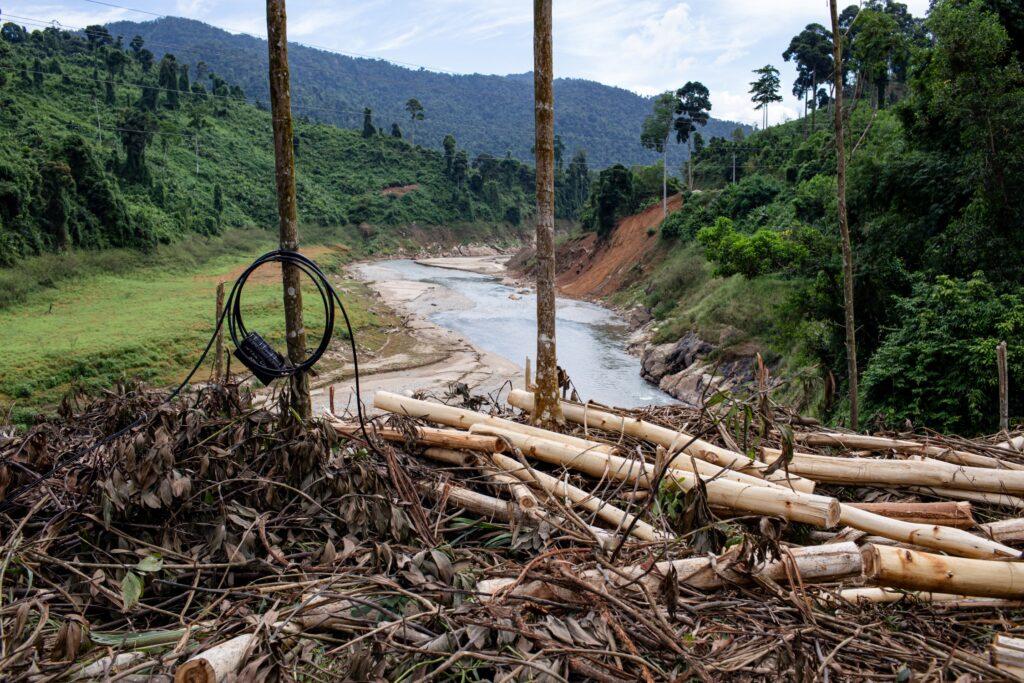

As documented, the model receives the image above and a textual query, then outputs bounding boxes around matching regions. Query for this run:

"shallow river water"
[368,259,675,407]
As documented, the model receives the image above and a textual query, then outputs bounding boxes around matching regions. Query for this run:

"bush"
[861,274,1024,434]
[713,174,785,218]
[793,174,837,223]
[697,216,810,279]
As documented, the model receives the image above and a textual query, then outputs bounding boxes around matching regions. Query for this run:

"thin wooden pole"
[998,341,1009,432]
[213,281,225,383]
[266,0,311,419]
[532,0,562,428]
[830,0,859,431]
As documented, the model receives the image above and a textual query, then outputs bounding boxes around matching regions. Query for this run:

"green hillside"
[106,17,748,170]
[592,0,1024,435]
[0,23,536,270]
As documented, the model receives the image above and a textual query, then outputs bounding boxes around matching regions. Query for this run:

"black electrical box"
[234,332,289,385]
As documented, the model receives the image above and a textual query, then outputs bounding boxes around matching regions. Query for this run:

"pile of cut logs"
[330,388,1024,677]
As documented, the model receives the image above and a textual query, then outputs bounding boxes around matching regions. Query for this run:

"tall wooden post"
[266,0,311,419]
[213,281,225,383]
[998,341,1009,432]
[532,0,562,427]
[830,0,858,430]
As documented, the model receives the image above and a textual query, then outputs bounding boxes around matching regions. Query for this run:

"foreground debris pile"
[2,383,1024,680]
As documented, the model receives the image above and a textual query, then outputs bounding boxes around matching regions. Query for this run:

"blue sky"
[8,0,930,126]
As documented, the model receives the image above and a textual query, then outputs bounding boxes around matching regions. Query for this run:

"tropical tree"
[390,122,402,138]
[850,8,907,107]
[783,24,834,128]
[442,134,456,177]
[361,108,375,138]
[157,54,179,109]
[404,97,424,145]
[675,81,712,190]
[640,91,678,217]
[749,64,783,129]
[118,108,157,184]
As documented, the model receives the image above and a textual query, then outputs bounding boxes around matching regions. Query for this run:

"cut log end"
[174,660,216,683]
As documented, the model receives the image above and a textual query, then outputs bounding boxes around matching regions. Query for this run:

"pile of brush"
[2,381,1024,681]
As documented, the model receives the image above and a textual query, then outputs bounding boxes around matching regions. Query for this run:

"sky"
[8,0,931,126]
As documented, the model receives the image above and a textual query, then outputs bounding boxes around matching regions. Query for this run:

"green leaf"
[121,572,143,610]
[135,555,163,573]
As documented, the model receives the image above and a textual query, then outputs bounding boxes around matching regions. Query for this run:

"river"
[362,259,675,408]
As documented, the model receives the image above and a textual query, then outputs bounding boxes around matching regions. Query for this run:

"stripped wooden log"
[795,431,1023,470]
[832,587,1024,609]
[478,542,862,599]
[761,450,1024,495]
[907,486,1024,509]
[467,423,841,528]
[174,633,254,683]
[980,517,1024,543]
[420,481,520,522]
[471,423,790,491]
[489,451,665,541]
[506,389,816,493]
[991,635,1024,680]
[373,391,614,453]
[862,544,1024,598]
[421,447,473,466]
[332,422,504,453]
[839,505,1018,559]
[847,501,975,528]
[480,465,539,511]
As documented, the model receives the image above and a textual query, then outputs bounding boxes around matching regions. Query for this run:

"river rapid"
[360,259,675,408]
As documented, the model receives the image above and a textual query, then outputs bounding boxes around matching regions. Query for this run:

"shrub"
[697,216,810,278]
[861,274,1024,434]
[713,174,785,218]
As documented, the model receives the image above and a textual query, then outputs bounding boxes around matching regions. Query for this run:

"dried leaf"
[121,572,142,611]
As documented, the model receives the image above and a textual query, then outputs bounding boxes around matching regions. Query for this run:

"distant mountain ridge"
[107,17,749,169]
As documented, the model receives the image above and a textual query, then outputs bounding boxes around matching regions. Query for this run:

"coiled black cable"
[0,249,373,514]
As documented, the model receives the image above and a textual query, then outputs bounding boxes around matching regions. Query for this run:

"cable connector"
[234,332,289,386]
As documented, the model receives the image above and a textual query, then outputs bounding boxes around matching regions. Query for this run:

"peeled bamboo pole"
[174,633,254,683]
[506,389,816,492]
[489,451,665,541]
[420,481,520,522]
[862,544,1024,598]
[980,517,1024,543]
[832,587,1024,609]
[421,447,473,467]
[331,422,505,453]
[847,501,975,528]
[471,423,790,491]
[796,431,1023,470]
[479,542,862,599]
[762,450,1024,495]
[991,635,1024,679]
[840,505,1018,560]
[908,486,1024,509]
[467,423,841,528]
[374,391,613,453]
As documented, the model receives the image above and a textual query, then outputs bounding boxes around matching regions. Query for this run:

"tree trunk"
[830,0,858,431]
[532,0,562,427]
[266,0,311,420]
[862,544,1024,598]
[662,142,667,218]
[687,137,694,190]
[213,281,224,382]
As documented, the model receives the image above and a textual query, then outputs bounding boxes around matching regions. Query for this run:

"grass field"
[0,229,390,423]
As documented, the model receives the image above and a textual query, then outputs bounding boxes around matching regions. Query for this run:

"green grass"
[0,228,384,422]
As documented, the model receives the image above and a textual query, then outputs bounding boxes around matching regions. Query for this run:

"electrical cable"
[0,249,375,515]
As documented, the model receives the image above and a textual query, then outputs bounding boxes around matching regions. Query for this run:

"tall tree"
[118,108,156,184]
[532,0,562,426]
[157,54,179,109]
[850,8,906,108]
[749,64,783,129]
[404,97,424,145]
[640,91,678,218]
[675,81,712,190]
[784,24,834,130]
[390,122,402,138]
[443,134,456,177]
[361,107,375,138]
[830,0,859,430]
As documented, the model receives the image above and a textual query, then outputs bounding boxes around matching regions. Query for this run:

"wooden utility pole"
[213,281,225,383]
[830,0,858,430]
[532,0,562,427]
[266,0,311,419]
[998,341,1009,432]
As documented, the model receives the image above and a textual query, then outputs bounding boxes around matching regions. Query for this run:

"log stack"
[333,389,1024,607]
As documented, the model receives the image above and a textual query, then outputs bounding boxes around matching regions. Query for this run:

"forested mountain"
[106,17,747,169]
[0,24,543,268]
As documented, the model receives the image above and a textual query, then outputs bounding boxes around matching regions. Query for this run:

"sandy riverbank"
[310,256,523,415]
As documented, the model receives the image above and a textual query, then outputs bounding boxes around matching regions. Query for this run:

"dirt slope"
[557,194,682,298]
